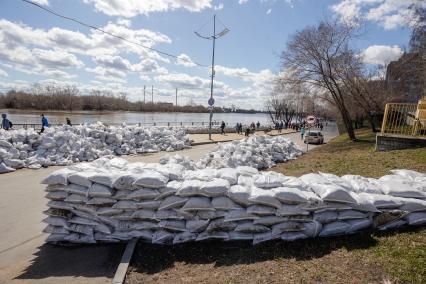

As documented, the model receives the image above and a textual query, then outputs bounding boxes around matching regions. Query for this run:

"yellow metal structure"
[381,97,426,137]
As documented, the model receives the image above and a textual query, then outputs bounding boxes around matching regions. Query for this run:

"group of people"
[1,113,72,133]
[233,121,261,137]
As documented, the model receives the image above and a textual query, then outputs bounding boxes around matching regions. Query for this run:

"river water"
[1,109,271,127]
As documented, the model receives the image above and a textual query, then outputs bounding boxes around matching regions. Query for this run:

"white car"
[304,131,324,144]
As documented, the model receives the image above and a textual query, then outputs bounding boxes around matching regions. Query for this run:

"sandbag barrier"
[41,155,426,245]
[0,123,191,173]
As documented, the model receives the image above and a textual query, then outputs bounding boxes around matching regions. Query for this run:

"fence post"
[381,103,389,135]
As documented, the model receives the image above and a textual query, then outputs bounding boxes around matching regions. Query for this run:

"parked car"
[304,131,324,144]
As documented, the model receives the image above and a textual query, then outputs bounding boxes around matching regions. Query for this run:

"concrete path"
[0,124,337,284]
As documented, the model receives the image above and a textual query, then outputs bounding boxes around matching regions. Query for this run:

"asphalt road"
[0,125,338,284]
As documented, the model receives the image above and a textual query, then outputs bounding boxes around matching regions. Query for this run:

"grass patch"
[274,128,426,177]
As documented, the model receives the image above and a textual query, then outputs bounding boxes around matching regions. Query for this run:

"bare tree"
[280,19,358,140]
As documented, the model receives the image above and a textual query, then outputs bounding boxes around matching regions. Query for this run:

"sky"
[0,0,422,109]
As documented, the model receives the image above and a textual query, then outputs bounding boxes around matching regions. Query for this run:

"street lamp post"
[195,15,229,140]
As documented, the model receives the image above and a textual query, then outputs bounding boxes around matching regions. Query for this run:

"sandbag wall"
[42,157,426,245]
[0,123,191,173]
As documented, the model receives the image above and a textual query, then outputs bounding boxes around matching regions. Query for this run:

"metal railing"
[10,121,221,130]
[380,103,426,137]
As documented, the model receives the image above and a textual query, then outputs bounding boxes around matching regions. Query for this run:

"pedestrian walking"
[245,127,250,137]
[40,114,49,133]
[235,123,239,134]
[320,123,323,131]
[300,126,305,140]
[1,113,11,130]
[279,121,284,133]
[256,121,260,130]
[66,117,72,126]
[220,121,226,135]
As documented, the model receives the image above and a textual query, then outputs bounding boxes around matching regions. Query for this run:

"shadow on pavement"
[15,243,125,280]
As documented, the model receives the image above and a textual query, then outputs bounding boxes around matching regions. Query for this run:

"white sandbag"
[201,178,230,197]
[253,172,286,188]
[176,180,205,197]
[377,219,406,231]
[45,191,67,201]
[405,212,426,225]
[112,200,139,210]
[217,168,238,185]
[276,205,310,216]
[237,175,254,187]
[236,166,258,176]
[43,216,69,228]
[43,225,69,235]
[197,210,227,220]
[341,175,382,194]
[155,210,185,220]
[69,216,99,226]
[248,187,281,209]
[390,169,426,180]
[87,197,116,205]
[68,171,96,187]
[68,224,94,235]
[63,184,88,196]
[133,170,169,189]
[130,221,158,230]
[196,231,228,241]
[246,205,276,216]
[224,209,259,222]
[41,168,75,185]
[89,172,120,187]
[131,209,157,220]
[158,220,186,232]
[47,201,73,211]
[137,200,161,210]
[211,196,242,210]
[186,219,210,233]
[234,222,270,233]
[309,183,358,204]
[338,210,368,220]
[302,221,322,237]
[228,185,252,206]
[159,196,188,211]
[227,232,253,241]
[88,183,113,198]
[346,219,371,233]
[97,207,123,216]
[313,211,338,223]
[399,198,426,212]
[152,230,175,244]
[319,221,350,237]
[3,158,25,169]
[272,187,309,204]
[46,233,68,242]
[380,180,426,199]
[181,197,214,211]
[206,218,238,232]
[155,181,182,200]
[112,174,138,190]
[253,216,287,226]
[128,188,159,200]
[271,221,305,237]
[129,230,153,240]
[252,231,277,245]
[359,193,404,209]
[64,194,88,204]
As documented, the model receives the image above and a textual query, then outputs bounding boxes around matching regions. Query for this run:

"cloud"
[176,54,196,67]
[361,45,403,65]
[0,68,8,77]
[266,8,272,15]
[239,0,249,4]
[83,0,212,17]
[32,0,49,5]
[331,0,424,30]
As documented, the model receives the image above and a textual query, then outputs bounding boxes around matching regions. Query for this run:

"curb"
[112,238,138,284]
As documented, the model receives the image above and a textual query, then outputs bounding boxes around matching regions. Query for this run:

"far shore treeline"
[0,85,259,114]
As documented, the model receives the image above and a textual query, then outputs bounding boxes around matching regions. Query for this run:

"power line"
[20,0,208,67]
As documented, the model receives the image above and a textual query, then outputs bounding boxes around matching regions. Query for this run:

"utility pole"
[143,85,146,104]
[151,85,153,104]
[175,88,178,106]
[195,15,229,140]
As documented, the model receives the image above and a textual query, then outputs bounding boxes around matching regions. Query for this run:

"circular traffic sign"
[306,115,316,124]
[208,97,215,106]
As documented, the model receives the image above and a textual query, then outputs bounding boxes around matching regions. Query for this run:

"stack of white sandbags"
[196,135,303,169]
[41,157,426,245]
[0,123,191,173]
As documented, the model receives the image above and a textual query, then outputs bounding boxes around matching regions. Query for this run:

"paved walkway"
[189,129,294,144]
[0,125,337,283]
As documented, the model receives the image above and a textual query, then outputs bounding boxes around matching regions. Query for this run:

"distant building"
[385,52,426,103]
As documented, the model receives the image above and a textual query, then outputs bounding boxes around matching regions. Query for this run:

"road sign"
[208,97,215,106]
[306,115,316,124]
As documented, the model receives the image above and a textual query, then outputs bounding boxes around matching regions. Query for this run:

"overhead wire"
[20,0,209,67]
